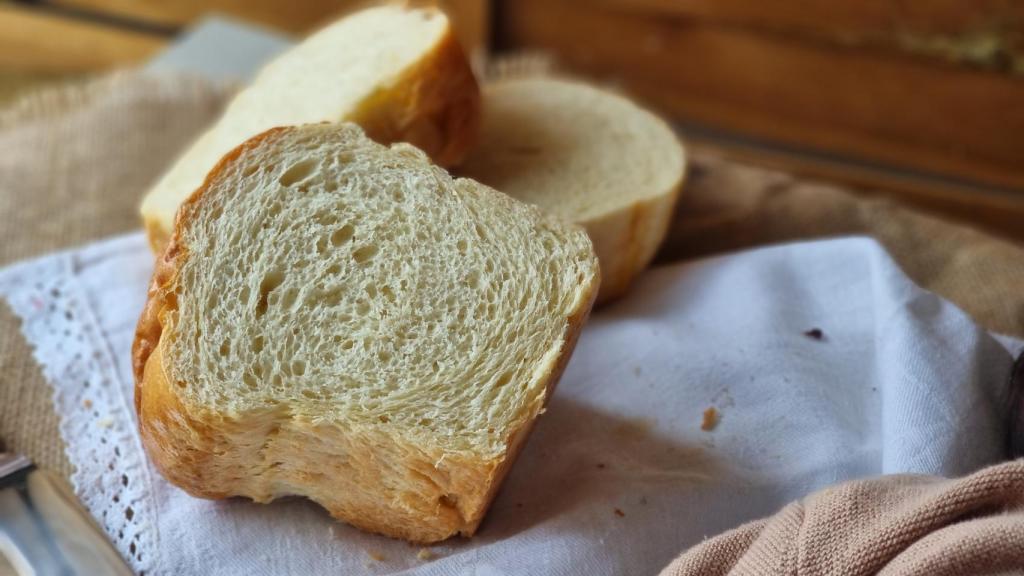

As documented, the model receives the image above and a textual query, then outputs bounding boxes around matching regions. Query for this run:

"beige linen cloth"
[0,71,1022,573]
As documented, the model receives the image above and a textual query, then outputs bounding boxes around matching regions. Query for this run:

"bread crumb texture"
[136,123,599,542]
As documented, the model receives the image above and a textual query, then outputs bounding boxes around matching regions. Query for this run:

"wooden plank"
[686,136,1024,243]
[45,0,490,54]
[595,0,1024,37]
[594,0,1024,73]
[44,0,358,34]
[499,0,1024,191]
[0,6,166,73]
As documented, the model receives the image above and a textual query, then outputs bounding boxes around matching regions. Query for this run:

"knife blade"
[0,440,132,576]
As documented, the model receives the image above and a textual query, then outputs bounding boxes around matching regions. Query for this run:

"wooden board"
[686,136,1024,243]
[498,0,1024,191]
[45,0,359,34]
[595,0,1024,38]
[44,0,489,54]
[0,6,166,73]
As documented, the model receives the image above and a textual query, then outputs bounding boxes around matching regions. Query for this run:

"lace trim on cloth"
[0,239,157,574]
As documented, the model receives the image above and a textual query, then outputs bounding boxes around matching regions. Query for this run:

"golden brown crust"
[132,126,599,543]
[349,27,480,168]
[590,172,685,305]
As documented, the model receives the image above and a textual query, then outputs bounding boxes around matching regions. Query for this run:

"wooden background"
[1,0,1022,241]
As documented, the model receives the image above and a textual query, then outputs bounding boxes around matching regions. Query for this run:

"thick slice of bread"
[459,77,685,304]
[140,5,480,253]
[132,123,600,543]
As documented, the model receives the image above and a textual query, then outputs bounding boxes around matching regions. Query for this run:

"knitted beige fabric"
[660,460,1024,575]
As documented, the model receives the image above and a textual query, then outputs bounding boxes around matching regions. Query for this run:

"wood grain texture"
[45,0,489,53]
[499,0,1024,191]
[45,0,361,34]
[594,0,1024,37]
[0,6,166,73]
[687,138,1024,243]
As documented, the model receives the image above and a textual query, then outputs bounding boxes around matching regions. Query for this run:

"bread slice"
[140,5,480,253]
[458,77,685,304]
[132,123,600,542]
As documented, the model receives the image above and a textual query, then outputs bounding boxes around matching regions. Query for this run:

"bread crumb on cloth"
[366,550,386,562]
[803,328,826,341]
[417,548,434,560]
[701,407,719,431]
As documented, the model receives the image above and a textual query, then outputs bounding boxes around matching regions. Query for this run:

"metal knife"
[0,441,132,576]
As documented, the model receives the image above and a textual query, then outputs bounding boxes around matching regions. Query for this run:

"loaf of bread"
[459,77,685,304]
[139,5,480,253]
[132,123,600,542]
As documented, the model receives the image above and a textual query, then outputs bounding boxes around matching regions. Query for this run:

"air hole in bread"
[242,373,258,390]
[280,287,298,309]
[330,224,355,247]
[356,300,370,315]
[279,159,318,187]
[438,494,458,509]
[322,288,344,307]
[256,270,285,316]
[494,372,512,388]
[352,244,378,264]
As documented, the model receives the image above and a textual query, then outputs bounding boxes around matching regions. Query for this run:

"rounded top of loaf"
[459,76,685,223]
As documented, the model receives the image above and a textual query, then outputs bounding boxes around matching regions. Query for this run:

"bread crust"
[141,11,480,254]
[132,127,599,543]
[349,26,480,169]
[587,172,684,305]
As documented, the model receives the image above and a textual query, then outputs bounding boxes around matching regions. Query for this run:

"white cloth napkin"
[0,233,1019,576]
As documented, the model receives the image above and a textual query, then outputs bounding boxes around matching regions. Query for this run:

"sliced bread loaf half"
[132,123,600,542]
[459,77,685,304]
[140,5,480,253]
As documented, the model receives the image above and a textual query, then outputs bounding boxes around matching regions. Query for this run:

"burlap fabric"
[660,460,1024,575]
[0,73,227,477]
[0,72,1022,572]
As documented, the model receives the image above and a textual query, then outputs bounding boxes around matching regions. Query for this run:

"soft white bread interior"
[132,123,600,543]
[459,77,685,304]
[140,5,480,252]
